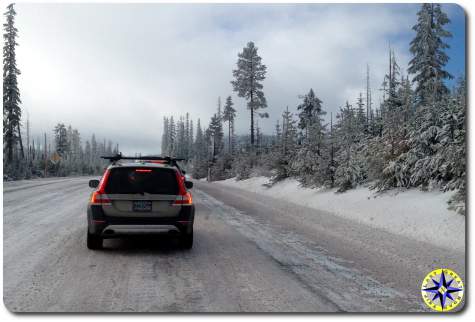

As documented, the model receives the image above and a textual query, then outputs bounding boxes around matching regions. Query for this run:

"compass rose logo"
[421,268,464,312]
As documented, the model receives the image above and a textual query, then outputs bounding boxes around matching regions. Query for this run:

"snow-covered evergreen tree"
[184,113,190,159]
[204,105,226,180]
[190,119,207,179]
[3,3,24,171]
[188,118,194,160]
[292,89,328,187]
[161,117,169,155]
[334,102,367,191]
[176,116,186,158]
[382,51,405,157]
[408,3,452,106]
[375,4,459,197]
[231,41,268,148]
[84,140,92,172]
[372,51,411,189]
[168,116,176,157]
[271,107,298,183]
[355,93,367,135]
[54,123,69,157]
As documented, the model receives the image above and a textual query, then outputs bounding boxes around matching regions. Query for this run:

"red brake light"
[135,169,152,173]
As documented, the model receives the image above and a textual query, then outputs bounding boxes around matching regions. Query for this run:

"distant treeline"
[4,121,118,180]
[3,4,118,180]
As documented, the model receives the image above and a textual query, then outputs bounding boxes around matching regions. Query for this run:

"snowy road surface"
[3,177,465,312]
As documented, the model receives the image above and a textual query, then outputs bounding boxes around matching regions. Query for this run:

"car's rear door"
[102,166,181,218]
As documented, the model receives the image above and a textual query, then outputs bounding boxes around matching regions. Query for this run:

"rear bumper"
[101,224,179,237]
[87,205,194,237]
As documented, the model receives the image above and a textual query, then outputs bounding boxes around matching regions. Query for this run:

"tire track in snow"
[195,188,422,312]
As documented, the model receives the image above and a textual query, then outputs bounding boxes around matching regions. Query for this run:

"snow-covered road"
[3,177,465,312]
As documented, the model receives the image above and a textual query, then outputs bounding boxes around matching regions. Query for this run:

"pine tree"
[408,3,452,105]
[400,75,415,123]
[377,4,460,194]
[215,98,224,155]
[176,116,185,158]
[168,116,176,157]
[292,89,328,187]
[188,119,194,160]
[184,113,190,159]
[91,134,98,171]
[372,51,413,189]
[222,95,236,154]
[54,123,69,156]
[207,112,224,158]
[327,112,336,187]
[365,64,372,133]
[106,140,112,156]
[231,41,268,148]
[355,92,366,136]
[296,89,324,140]
[382,50,404,158]
[437,78,465,192]
[161,117,169,155]
[71,128,81,171]
[25,113,30,161]
[3,3,23,166]
[274,119,282,146]
[271,107,298,183]
[192,119,208,179]
[84,140,92,172]
[334,102,367,191]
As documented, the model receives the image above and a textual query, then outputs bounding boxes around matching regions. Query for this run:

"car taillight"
[173,192,193,206]
[90,169,112,205]
[90,191,112,205]
[173,170,193,206]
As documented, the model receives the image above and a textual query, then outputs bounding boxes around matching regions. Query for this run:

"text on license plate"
[133,200,152,212]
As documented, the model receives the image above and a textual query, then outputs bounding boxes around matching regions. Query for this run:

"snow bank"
[216,177,465,252]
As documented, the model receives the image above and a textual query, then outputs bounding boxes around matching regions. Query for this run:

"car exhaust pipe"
[103,229,114,235]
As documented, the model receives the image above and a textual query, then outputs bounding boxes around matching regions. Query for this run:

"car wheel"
[87,231,103,250]
[181,229,193,249]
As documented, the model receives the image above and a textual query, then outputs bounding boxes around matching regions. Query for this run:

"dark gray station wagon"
[87,155,194,250]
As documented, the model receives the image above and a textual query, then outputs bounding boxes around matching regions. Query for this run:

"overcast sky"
[14,3,465,155]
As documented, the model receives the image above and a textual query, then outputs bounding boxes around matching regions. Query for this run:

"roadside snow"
[216,177,465,252]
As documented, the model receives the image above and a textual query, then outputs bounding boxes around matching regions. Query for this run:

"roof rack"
[101,153,185,165]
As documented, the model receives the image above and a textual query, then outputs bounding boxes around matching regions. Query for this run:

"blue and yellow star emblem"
[421,268,464,312]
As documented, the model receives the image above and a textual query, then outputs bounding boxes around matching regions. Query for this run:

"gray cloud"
[16,3,419,155]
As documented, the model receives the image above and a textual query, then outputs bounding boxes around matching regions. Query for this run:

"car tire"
[87,231,103,250]
[181,229,193,249]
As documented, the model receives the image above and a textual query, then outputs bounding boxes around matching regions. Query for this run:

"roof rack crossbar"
[100,153,185,163]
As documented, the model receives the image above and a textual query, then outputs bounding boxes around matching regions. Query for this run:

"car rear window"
[104,167,179,195]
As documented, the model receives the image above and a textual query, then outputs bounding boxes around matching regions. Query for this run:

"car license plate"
[133,200,152,212]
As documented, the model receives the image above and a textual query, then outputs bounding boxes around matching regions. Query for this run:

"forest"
[3,4,465,211]
[160,4,466,212]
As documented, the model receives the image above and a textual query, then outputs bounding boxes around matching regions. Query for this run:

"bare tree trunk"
[250,104,254,147]
[17,123,24,159]
[26,116,30,161]
[44,133,47,178]
[7,122,13,163]
[330,112,335,187]
[228,121,231,154]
